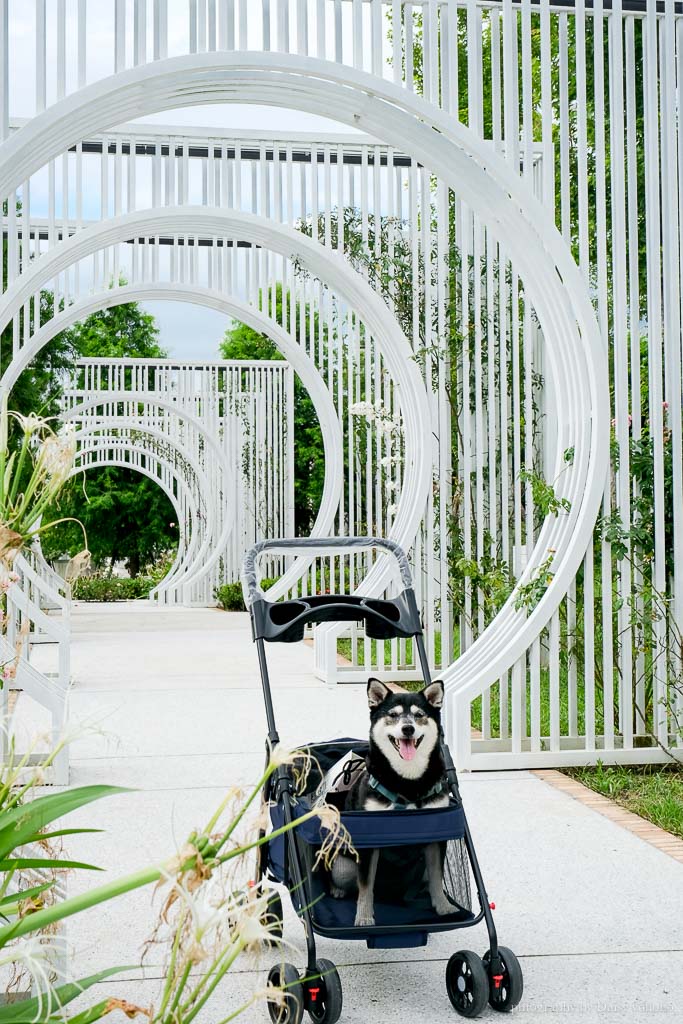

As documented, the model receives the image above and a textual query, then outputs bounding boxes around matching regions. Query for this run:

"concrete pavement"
[18,602,682,1023]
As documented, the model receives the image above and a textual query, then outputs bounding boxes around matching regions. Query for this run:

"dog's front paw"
[354,911,375,928]
[330,885,346,899]
[432,893,454,916]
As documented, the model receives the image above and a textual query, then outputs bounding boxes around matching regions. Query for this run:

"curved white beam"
[73,422,214,599]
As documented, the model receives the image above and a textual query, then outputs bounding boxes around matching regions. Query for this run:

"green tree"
[220,287,325,535]
[41,467,179,577]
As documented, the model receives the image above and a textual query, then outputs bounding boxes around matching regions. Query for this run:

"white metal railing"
[1,548,71,785]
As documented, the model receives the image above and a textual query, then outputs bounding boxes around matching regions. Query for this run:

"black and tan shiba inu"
[330,677,452,927]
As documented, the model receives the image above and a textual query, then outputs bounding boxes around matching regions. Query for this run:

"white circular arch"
[71,444,195,599]
[72,420,216,600]
[0,208,433,609]
[4,281,344,601]
[0,53,610,707]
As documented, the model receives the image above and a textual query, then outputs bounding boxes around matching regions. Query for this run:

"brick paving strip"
[532,768,683,865]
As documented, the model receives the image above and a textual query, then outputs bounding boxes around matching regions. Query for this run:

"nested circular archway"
[0,52,609,727]
[66,398,235,603]
[5,282,344,602]
[0,208,433,611]
[71,444,195,601]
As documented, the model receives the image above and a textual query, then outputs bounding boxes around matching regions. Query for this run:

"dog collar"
[367,774,447,809]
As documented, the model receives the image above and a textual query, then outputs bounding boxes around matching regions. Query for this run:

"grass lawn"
[563,763,683,839]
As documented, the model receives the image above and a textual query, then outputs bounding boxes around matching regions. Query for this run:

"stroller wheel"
[483,946,524,1012]
[267,962,304,1024]
[262,888,284,944]
[306,958,343,1024]
[446,950,489,1018]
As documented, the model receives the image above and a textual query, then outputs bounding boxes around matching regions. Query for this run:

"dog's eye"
[414,710,426,719]
[388,709,402,718]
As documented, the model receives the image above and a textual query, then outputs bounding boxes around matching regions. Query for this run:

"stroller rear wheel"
[267,962,304,1024]
[446,950,489,1018]
[306,958,343,1024]
[483,946,523,1012]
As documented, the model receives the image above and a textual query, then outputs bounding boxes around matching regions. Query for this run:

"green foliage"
[42,467,179,577]
[63,300,165,360]
[214,577,276,611]
[514,554,555,612]
[520,468,572,518]
[71,572,158,602]
[566,763,683,839]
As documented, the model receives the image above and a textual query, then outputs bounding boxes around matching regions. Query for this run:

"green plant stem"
[7,433,30,506]
[162,960,193,1024]
[155,910,186,1020]
[178,941,244,1024]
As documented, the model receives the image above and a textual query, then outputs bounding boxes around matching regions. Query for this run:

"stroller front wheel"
[446,950,489,1018]
[306,958,343,1024]
[483,946,524,1012]
[267,962,304,1024]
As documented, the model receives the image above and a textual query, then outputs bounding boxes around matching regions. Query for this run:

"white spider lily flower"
[387,503,399,516]
[36,429,77,490]
[0,935,67,1019]
[380,455,397,467]
[11,412,48,437]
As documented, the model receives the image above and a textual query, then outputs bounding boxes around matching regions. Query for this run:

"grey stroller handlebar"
[241,535,414,604]
[241,536,422,643]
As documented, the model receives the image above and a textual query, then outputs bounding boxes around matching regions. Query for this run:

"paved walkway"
[25,603,683,1022]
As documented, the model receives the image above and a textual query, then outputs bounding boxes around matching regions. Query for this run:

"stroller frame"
[243,537,523,1021]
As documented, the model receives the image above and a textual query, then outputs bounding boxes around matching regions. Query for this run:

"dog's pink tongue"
[398,738,417,760]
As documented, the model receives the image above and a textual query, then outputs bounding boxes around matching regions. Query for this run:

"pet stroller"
[244,537,523,1023]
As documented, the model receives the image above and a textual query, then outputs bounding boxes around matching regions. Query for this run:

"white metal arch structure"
[70,439,201,601]
[0,207,434,611]
[3,282,345,600]
[66,402,233,604]
[0,55,609,744]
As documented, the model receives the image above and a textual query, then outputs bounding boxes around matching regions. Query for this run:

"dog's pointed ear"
[423,680,444,708]
[367,677,390,708]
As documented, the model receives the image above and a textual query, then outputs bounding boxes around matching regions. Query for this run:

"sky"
[6,1,362,361]
[133,103,356,359]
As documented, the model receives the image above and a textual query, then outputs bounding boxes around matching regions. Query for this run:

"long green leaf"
[35,829,104,842]
[0,967,132,1023]
[0,859,103,873]
[0,787,129,861]
[0,882,54,909]
[48,999,119,1024]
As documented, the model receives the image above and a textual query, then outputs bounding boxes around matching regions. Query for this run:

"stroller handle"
[241,536,414,605]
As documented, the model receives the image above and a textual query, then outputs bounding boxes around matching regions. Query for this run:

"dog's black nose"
[402,724,415,737]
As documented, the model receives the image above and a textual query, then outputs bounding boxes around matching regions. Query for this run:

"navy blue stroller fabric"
[265,738,474,942]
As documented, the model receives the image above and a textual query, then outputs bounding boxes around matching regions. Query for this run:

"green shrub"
[214,577,276,611]
[72,573,155,602]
